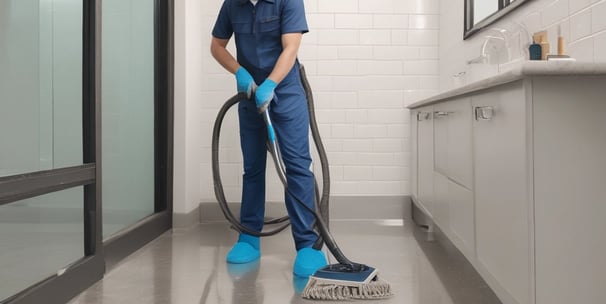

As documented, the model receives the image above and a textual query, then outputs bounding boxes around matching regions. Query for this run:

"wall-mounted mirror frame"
[464,0,531,39]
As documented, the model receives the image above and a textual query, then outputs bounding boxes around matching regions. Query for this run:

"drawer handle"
[417,112,432,121]
[433,111,451,118]
[475,106,494,121]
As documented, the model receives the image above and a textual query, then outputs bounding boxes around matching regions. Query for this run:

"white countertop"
[407,61,606,109]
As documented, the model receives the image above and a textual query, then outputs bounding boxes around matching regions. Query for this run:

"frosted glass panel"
[0,187,84,301]
[102,0,156,238]
[0,0,83,177]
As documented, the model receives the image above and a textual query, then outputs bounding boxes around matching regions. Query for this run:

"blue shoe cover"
[293,248,327,278]
[226,234,260,264]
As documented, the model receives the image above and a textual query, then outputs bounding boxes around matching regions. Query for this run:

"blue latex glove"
[255,78,277,113]
[235,67,255,98]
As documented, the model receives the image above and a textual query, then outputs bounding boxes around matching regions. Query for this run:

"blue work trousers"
[237,73,318,251]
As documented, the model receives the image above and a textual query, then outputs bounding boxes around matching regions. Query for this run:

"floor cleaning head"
[302,263,392,300]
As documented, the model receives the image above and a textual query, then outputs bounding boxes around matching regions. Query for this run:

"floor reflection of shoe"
[227,259,260,281]
[292,275,309,294]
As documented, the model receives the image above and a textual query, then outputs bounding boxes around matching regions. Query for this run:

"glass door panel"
[0,0,83,177]
[102,0,156,238]
[0,187,84,301]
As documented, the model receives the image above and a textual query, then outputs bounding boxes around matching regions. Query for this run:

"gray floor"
[68,219,501,304]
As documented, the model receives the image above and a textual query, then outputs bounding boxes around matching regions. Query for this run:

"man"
[210,0,327,277]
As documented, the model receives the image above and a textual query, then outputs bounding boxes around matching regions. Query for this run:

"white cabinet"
[410,73,606,304]
[472,81,532,304]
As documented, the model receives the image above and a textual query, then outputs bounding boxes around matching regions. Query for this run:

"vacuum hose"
[212,65,362,269]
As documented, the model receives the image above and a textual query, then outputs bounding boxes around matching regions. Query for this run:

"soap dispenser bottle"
[529,39,542,60]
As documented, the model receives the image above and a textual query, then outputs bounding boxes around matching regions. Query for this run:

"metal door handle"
[433,111,451,118]
[474,106,494,121]
[417,112,432,121]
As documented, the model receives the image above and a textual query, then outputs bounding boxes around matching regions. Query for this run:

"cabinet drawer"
[446,99,473,189]
[432,98,473,189]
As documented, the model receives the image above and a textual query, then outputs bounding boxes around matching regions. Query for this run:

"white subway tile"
[570,9,592,41]
[373,46,420,60]
[327,152,358,165]
[391,30,409,45]
[367,109,406,124]
[593,1,606,33]
[407,0,440,14]
[338,46,374,59]
[404,60,439,75]
[360,30,392,45]
[304,0,319,13]
[570,0,594,14]
[331,124,356,138]
[419,76,439,89]
[317,29,359,45]
[373,166,406,180]
[322,139,343,152]
[408,30,439,45]
[569,0,592,14]
[388,124,409,138]
[359,0,395,14]
[594,31,606,62]
[316,109,348,123]
[342,140,374,152]
[357,152,396,166]
[354,125,389,138]
[330,95,359,109]
[317,46,339,60]
[343,166,374,180]
[317,60,358,75]
[318,0,358,13]
[409,15,440,29]
[345,109,369,123]
[568,37,594,61]
[307,76,334,92]
[541,0,569,27]
[373,15,410,29]
[373,139,405,153]
[335,14,373,29]
[357,60,404,75]
[307,14,335,29]
[359,90,405,108]
[419,47,439,59]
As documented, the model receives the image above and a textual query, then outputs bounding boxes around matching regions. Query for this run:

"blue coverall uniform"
[212,0,318,250]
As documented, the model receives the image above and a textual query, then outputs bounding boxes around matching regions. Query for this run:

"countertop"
[407,61,606,109]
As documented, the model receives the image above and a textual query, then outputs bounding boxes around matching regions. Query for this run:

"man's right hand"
[235,67,256,99]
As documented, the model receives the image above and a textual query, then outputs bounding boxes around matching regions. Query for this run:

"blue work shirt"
[212,0,308,84]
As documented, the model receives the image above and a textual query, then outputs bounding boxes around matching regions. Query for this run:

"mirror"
[464,0,531,39]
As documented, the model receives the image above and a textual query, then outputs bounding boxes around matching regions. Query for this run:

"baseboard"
[172,206,200,228]
[198,195,411,223]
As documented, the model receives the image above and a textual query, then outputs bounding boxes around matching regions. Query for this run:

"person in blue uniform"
[210,0,327,277]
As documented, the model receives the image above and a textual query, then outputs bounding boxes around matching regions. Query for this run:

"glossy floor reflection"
[69,220,501,304]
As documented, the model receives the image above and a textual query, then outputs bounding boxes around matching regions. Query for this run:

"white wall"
[440,0,606,91]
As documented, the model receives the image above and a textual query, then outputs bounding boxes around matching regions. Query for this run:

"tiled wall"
[198,0,440,202]
[440,0,606,91]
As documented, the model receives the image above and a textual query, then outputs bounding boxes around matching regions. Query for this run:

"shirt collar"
[238,0,274,5]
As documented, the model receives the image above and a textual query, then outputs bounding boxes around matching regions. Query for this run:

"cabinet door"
[446,98,473,189]
[417,106,434,216]
[472,81,531,304]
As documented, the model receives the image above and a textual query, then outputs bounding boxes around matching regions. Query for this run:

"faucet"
[467,28,511,65]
